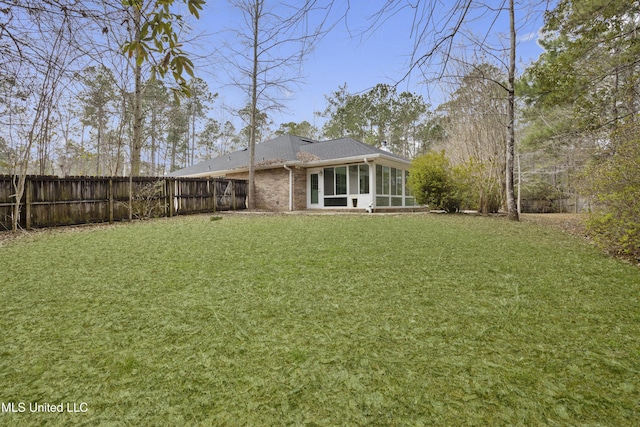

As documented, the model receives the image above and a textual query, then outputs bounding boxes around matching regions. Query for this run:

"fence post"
[168,178,175,217]
[128,175,133,221]
[231,180,236,210]
[212,178,217,213]
[25,177,32,230]
[163,178,168,218]
[108,178,114,224]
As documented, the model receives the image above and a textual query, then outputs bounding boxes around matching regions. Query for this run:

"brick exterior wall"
[291,167,307,210]
[226,166,307,211]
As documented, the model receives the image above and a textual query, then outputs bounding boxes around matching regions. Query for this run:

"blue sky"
[192,1,552,131]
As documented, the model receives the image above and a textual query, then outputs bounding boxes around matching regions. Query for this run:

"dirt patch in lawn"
[521,213,588,238]
[0,221,123,247]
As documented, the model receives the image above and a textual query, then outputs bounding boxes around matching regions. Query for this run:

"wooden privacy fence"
[0,175,247,231]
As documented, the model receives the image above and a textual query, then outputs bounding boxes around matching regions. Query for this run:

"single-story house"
[170,135,419,212]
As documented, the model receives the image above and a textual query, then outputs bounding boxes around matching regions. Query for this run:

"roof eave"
[178,153,410,177]
[177,162,298,178]
[301,153,411,167]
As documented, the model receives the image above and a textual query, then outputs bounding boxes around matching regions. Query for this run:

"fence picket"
[0,175,247,231]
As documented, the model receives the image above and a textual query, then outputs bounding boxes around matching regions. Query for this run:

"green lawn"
[1,213,639,425]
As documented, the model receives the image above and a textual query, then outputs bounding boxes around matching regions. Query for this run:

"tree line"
[1,69,243,177]
[0,73,443,177]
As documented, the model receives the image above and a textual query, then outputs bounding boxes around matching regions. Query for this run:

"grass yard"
[1,213,639,425]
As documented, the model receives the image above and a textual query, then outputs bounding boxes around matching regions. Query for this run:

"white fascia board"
[179,154,411,177]
[302,154,411,168]
[178,171,226,178]
[179,163,296,178]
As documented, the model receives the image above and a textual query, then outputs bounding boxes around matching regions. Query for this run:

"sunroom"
[306,159,416,210]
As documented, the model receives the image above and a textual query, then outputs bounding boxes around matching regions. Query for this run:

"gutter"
[283,164,293,211]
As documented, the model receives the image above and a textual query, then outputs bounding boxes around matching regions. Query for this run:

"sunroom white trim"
[306,158,416,210]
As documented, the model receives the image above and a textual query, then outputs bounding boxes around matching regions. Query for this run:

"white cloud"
[520,31,538,42]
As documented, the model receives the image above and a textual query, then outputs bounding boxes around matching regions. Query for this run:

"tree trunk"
[247,0,260,210]
[505,0,519,221]
[131,4,143,177]
[12,111,41,232]
[151,109,157,175]
[190,113,196,167]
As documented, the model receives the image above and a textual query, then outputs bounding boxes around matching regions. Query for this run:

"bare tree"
[437,62,508,213]
[505,0,518,220]
[367,0,549,220]
[224,0,334,209]
[130,2,144,178]
[2,5,79,231]
[1,0,207,230]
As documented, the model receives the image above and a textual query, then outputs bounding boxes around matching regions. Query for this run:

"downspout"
[363,158,373,213]
[283,164,293,211]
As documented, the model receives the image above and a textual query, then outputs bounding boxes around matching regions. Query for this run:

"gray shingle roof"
[170,135,409,177]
